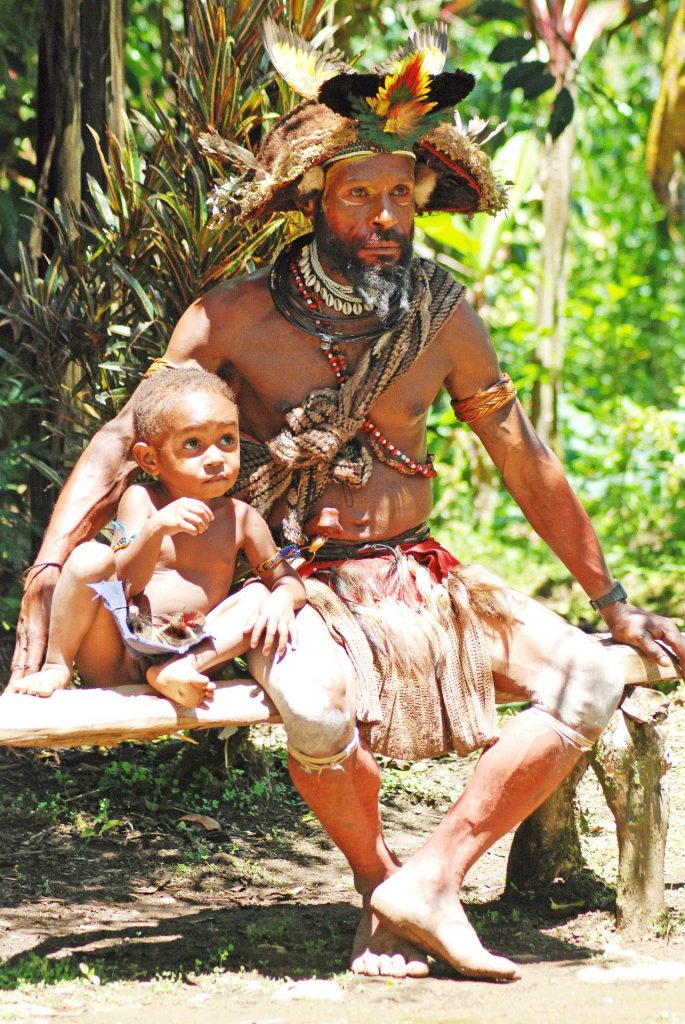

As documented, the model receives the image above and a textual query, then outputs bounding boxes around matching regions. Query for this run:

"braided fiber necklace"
[270,237,436,480]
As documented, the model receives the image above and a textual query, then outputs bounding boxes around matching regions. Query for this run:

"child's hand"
[248,588,299,660]
[153,498,214,537]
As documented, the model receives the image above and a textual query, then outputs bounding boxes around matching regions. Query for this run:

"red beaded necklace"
[290,254,437,480]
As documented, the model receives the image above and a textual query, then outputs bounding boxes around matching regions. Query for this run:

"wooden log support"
[505,629,679,930]
[0,633,680,932]
[505,757,589,894]
[0,678,279,749]
[590,687,672,934]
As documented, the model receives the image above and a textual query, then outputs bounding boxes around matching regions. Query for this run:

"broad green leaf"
[490,36,534,63]
[112,263,157,319]
[522,70,555,100]
[548,87,574,139]
[475,0,523,22]
[501,60,549,92]
[87,174,118,229]
[420,215,479,256]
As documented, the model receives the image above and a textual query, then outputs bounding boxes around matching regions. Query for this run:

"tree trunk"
[646,0,685,218]
[506,757,589,893]
[29,0,126,544]
[589,688,671,934]
[81,0,125,191]
[530,117,575,451]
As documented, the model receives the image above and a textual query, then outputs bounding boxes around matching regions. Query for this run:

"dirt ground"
[1,686,685,1024]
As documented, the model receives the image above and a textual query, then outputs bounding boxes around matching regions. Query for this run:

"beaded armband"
[451,374,517,424]
[254,545,305,575]
[110,518,138,553]
[255,550,284,575]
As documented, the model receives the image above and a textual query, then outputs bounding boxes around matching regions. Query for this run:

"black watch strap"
[590,580,627,611]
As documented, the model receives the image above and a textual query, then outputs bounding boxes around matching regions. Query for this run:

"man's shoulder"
[414,259,479,339]
[201,266,272,320]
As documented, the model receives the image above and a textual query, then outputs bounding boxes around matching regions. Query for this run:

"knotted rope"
[232,260,465,543]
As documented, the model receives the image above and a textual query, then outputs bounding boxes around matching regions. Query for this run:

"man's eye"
[349,187,368,198]
[393,185,413,198]
[182,438,200,450]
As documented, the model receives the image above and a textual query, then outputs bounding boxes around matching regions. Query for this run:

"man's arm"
[443,302,685,668]
[9,408,139,683]
[9,284,246,684]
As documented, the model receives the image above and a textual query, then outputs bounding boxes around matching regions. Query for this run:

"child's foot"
[146,658,215,708]
[7,665,71,698]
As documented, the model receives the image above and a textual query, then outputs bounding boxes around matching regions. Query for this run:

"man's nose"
[370,196,398,229]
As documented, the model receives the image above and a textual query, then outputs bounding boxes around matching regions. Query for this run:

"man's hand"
[247,588,299,660]
[601,600,685,672]
[7,564,62,687]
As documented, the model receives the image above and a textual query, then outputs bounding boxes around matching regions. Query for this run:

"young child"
[11,367,306,707]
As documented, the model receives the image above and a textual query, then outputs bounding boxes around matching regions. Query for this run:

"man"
[9,24,685,981]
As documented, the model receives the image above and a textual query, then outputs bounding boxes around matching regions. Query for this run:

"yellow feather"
[261,19,350,100]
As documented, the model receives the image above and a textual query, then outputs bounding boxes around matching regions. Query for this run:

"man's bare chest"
[223,309,449,439]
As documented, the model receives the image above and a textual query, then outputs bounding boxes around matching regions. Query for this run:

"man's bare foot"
[371,868,520,982]
[351,900,429,978]
[146,658,215,708]
[6,665,71,698]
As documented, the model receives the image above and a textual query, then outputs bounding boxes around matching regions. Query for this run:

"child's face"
[142,390,240,500]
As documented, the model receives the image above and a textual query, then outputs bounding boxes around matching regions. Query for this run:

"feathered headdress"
[201,20,507,224]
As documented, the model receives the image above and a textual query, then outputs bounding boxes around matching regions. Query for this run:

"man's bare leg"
[371,584,624,981]
[248,606,428,978]
[371,714,578,979]
[287,739,429,978]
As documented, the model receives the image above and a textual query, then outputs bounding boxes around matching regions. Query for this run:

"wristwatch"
[589,580,627,611]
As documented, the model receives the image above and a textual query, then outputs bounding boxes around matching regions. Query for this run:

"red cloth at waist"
[298,538,460,585]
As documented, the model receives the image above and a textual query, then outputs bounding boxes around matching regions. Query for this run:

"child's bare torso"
[141,489,243,619]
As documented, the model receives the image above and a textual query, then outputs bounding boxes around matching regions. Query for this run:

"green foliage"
[422,13,685,607]
[0,0,331,633]
[548,86,574,138]
[0,952,110,990]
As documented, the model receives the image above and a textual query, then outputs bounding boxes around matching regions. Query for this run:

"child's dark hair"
[132,367,237,443]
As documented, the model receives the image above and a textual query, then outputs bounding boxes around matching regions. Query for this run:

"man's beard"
[313,209,414,323]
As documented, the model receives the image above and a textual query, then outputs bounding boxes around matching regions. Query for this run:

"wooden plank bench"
[0,636,680,933]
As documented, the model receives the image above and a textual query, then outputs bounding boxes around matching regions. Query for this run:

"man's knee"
[248,606,357,758]
[535,639,624,744]
[251,648,356,758]
[274,665,355,757]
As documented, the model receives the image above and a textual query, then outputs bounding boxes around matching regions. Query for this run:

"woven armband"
[142,357,177,379]
[451,374,517,424]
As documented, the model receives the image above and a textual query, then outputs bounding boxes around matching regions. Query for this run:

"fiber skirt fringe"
[305,553,510,760]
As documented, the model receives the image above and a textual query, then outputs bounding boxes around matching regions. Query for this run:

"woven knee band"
[288,728,359,772]
[529,707,594,752]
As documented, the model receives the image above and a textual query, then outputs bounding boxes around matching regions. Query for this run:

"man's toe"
[405,956,430,978]
[351,951,378,976]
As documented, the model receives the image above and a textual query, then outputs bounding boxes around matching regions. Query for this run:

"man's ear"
[294,192,318,218]
[295,166,324,218]
[132,441,159,476]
